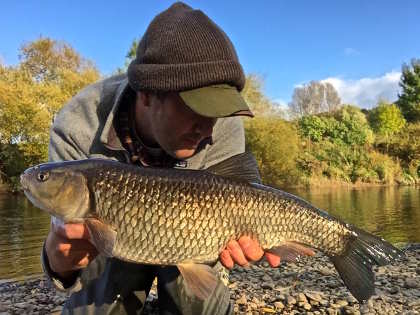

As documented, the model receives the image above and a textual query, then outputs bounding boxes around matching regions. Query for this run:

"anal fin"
[85,218,116,257]
[177,263,218,300]
[268,241,315,262]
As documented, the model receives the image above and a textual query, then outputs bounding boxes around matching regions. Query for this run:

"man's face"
[135,92,217,160]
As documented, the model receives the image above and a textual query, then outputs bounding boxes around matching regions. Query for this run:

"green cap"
[179,84,254,118]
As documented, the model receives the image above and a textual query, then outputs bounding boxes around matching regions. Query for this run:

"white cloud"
[344,47,360,56]
[272,98,288,109]
[322,71,401,108]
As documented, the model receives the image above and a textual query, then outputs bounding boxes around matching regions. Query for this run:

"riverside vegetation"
[0,38,419,191]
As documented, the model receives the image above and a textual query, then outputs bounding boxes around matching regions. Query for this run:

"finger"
[54,236,99,255]
[265,252,281,267]
[73,252,97,269]
[53,222,91,240]
[227,240,248,266]
[238,236,264,261]
[52,251,95,272]
[219,249,234,269]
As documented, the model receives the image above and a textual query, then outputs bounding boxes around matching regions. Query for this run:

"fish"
[20,153,404,302]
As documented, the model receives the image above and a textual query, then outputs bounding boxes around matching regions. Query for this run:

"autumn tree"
[289,81,341,118]
[241,74,283,117]
[397,59,420,122]
[245,117,299,186]
[0,37,99,177]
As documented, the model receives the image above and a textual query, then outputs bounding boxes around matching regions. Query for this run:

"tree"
[241,74,283,117]
[289,81,341,118]
[0,37,99,176]
[397,59,420,122]
[332,105,374,146]
[115,39,139,74]
[369,101,406,137]
[245,117,299,186]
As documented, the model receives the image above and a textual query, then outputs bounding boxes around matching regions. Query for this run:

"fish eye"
[37,171,50,182]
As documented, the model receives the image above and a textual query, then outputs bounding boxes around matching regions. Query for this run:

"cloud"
[322,71,401,108]
[272,98,288,109]
[344,47,360,56]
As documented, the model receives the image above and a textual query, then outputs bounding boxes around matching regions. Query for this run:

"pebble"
[286,295,297,305]
[236,295,247,305]
[274,301,284,310]
[1,245,420,314]
[297,292,308,303]
[405,278,419,289]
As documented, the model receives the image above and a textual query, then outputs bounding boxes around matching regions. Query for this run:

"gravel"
[0,244,419,314]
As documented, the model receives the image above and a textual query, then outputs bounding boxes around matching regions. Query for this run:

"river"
[0,186,419,280]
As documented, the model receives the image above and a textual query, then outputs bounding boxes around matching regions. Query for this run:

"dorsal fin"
[206,152,262,184]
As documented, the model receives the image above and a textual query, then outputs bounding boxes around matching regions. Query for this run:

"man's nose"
[194,117,217,137]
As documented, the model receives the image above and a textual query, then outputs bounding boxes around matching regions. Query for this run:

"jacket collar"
[99,77,130,151]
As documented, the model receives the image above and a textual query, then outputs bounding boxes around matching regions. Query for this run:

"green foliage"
[385,123,420,181]
[369,101,406,137]
[245,117,299,187]
[332,105,374,146]
[0,37,100,180]
[115,39,139,74]
[397,59,420,122]
[298,105,373,146]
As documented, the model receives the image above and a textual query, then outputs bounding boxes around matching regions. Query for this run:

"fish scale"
[21,156,404,302]
[84,162,352,264]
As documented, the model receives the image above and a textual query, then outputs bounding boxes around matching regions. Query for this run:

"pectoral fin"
[85,218,116,257]
[177,263,218,300]
[268,241,315,262]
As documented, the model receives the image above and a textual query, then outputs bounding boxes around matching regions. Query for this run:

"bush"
[245,117,300,187]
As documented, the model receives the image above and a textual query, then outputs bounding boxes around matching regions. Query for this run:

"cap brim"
[179,84,253,118]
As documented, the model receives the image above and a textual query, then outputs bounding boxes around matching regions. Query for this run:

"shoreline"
[0,244,419,315]
[1,180,419,195]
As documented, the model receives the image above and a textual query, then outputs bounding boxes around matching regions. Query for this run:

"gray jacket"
[41,74,246,314]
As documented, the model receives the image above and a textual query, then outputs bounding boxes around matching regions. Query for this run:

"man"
[42,3,281,314]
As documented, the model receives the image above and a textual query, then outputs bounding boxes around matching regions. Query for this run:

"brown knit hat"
[127,2,252,117]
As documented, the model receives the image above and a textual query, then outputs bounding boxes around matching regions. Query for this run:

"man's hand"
[220,236,281,269]
[45,220,98,280]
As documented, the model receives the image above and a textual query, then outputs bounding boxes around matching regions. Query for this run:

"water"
[0,193,50,280]
[0,186,419,280]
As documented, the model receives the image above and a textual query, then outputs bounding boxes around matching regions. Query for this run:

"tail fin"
[330,228,405,303]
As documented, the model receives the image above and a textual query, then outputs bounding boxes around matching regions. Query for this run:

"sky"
[1,1,420,109]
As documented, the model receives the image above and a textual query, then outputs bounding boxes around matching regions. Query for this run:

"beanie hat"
[127,2,252,117]
[128,2,245,92]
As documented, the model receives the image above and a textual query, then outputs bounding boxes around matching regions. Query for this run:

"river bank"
[0,244,418,314]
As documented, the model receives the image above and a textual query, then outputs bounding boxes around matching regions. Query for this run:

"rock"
[14,302,27,309]
[286,295,297,305]
[0,304,7,312]
[302,302,312,310]
[306,291,323,302]
[319,267,334,276]
[327,308,338,315]
[297,292,308,303]
[343,306,360,315]
[405,278,419,289]
[261,282,274,290]
[249,302,258,310]
[236,295,247,305]
[335,299,348,307]
[274,301,284,310]
[388,286,400,294]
